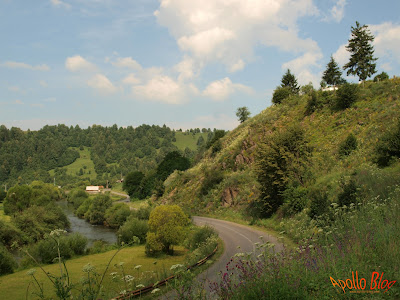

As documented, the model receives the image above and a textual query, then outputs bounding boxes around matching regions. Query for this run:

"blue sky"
[1,0,400,130]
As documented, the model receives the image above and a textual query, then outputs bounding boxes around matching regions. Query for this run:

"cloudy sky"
[1,0,400,130]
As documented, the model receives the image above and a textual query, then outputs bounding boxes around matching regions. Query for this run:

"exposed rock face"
[222,187,239,207]
[235,138,257,166]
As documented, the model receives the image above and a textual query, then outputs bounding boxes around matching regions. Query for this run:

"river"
[57,200,117,246]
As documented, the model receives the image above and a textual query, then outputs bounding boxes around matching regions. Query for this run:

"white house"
[86,186,101,193]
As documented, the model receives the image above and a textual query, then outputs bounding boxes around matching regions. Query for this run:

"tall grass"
[210,188,400,299]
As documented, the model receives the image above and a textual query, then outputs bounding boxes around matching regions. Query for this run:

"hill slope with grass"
[159,78,400,298]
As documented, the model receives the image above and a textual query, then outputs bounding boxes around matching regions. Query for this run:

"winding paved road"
[161,216,284,299]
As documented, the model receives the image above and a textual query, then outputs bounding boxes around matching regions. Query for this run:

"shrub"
[338,133,358,157]
[84,194,112,225]
[374,119,400,167]
[373,71,389,82]
[272,86,291,105]
[67,233,88,255]
[0,246,16,275]
[308,189,329,219]
[0,219,27,248]
[131,206,152,220]
[305,90,319,115]
[188,225,217,250]
[337,179,358,207]
[200,168,224,196]
[281,185,308,217]
[335,83,358,110]
[76,198,92,218]
[104,203,131,228]
[118,216,148,245]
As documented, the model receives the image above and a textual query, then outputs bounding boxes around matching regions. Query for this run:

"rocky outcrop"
[222,187,239,207]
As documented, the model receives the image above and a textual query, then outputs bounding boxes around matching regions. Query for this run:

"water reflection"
[57,201,117,247]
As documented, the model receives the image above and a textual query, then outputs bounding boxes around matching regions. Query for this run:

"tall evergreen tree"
[281,69,300,94]
[322,56,342,87]
[343,21,377,82]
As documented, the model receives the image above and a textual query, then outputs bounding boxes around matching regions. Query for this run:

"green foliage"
[123,171,145,198]
[338,133,358,157]
[0,246,16,275]
[104,203,131,228]
[343,21,377,82]
[206,130,226,149]
[272,86,291,105]
[187,225,217,251]
[83,194,112,225]
[322,56,343,87]
[131,205,152,220]
[281,69,299,94]
[335,83,358,109]
[0,219,27,248]
[281,184,308,217]
[236,106,251,123]
[200,168,224,196]
[374,71,389,82]
[67,188,89,210]
[156,151,191,182]
[118,216,148,245]
[13,204,70,243]
[374,118,400,167]
[255,125,312,217]
[305,90,319,115]
[308,189,329,219]
[337,178,358,207]
[3,184,32,215]
[0,189,6,203]
[146,205,189,255]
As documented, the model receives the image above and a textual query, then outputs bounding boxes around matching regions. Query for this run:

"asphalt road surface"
[161,216,283,299]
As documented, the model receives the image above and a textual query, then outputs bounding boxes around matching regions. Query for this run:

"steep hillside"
[160,78,400,218]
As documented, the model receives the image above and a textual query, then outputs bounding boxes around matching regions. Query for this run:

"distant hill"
[159,78,400,218]
[0,124,215,188]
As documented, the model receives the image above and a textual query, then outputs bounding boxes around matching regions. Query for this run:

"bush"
[0,246,17,275]
[200,168,224,196]
[373,71,389,82]
[117,216,148,245]
[104,203,131,228]
[335,83,358,110]
[374,119,400,167]
[76,198,92,218]
[84,194,112,225]
[337,179,358,207]
[131,206,152,220]
[338,133,358,157]
[67,233,88,255]
[0,219,27,248]
[305,91,319,115]
[272,86,291,105]
[188,225,217,250]
[308,189,329,219]
[281,185,308,217]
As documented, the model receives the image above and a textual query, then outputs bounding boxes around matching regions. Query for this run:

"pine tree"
[322,56,342,87]
[343,21,377,83]
[281,69,300,94]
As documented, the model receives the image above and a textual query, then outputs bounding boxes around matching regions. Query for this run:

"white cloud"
[174,56,199,81]
[155,0,320,72]
[122,73,141,85]
[133,75,198,104]
[65,55,96,72]
[111,57,142,70]
[50,0,71,9]
[39,80,48,87]
[167,114,239,131]
[330,0,346,22]
[202,77,253,101]
[1,61,50,71]
[282,51,323,85]
[333,44,349,67]
[370,22,400,64]
[87,74,117,94]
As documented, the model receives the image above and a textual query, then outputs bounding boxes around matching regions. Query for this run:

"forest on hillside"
[0,124,215,187]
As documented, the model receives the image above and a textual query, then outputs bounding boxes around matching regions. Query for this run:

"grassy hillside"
[0,245,187,299]
[161,78,400,216]
[173,131,209,151]
[158,78,400,298]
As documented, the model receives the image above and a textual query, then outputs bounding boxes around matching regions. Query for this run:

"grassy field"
[173,132,209,151]
[0,203,10,222]
[0,245,188,300]
[49,147,97,180]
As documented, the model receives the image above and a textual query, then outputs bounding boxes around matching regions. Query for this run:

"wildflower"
[82,263,95,273]
[124,275,135,282]
[170,264,184,270]
[110,272,118,277]
[151,288,160,294]
[26,269,36,276]
[50,229,67,237]
[118,262,125,267]
[136,284,145,288]
[134,265,142,270]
